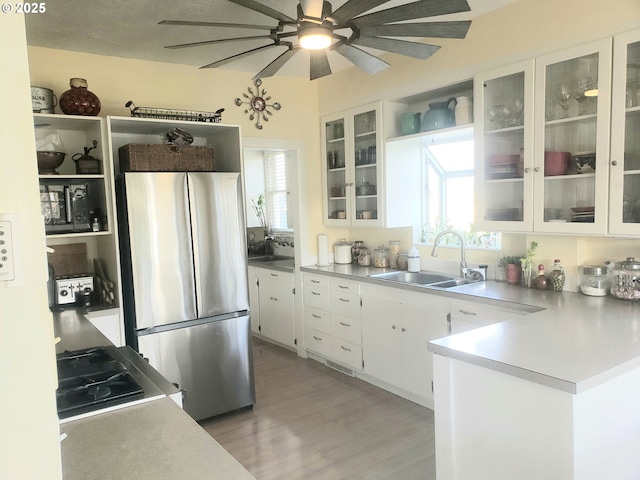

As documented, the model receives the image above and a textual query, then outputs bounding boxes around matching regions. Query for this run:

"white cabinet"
[449,299,530,334]
[247,266,260,334]
[361,284,449,403]
[35,114,123,311]
[321,102,383,226]
[609,29,640,234]
[303,273,363,371]
[256,268,295,348]
[475,38,613,234]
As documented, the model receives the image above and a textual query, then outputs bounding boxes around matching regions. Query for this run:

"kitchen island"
[53,309,255,480]
[302,264,640,479]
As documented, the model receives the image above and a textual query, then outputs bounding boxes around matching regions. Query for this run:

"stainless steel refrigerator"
[116,172,255,421]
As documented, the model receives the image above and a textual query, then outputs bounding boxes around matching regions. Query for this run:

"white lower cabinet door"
[361,295,403,389]
[330,338,362,371]
[258,277,295,347]
[305,328,331,357]
[399,303,449,399]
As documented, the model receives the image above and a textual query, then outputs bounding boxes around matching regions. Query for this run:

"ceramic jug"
[400,112,421,135]
[454,96,473,125]
[422,97,457,131]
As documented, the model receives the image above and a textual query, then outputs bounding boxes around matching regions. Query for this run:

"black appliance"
[55,347,145,420]
[39,180,95,233]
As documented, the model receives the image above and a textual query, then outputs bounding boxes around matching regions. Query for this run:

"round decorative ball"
[59,78,101,116]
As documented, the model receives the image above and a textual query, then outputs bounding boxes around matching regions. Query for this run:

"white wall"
[0,14,62,479]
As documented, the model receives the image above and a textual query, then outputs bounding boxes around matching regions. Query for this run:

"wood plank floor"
[200,338,436,480]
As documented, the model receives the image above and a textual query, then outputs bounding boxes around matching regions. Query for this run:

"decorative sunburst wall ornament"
[235,79,281,130]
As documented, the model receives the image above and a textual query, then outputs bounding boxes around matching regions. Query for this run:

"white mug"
[359,210,372,219]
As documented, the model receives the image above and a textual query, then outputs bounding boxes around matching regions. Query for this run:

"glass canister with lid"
[579,265,610,297]
[388,240,400,268]
[611,257,640,300]
[373,244,390,268]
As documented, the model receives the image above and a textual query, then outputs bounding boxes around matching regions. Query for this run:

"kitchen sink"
[248,255,294,263]
[428,278,478,289]
[368,271,453,285]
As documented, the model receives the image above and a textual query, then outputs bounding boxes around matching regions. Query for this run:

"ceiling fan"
[160,0,472,80]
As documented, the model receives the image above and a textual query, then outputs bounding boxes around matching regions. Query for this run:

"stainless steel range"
[55,345,166,423]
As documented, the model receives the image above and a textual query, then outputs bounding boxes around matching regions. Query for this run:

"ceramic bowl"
[37,151,66,175]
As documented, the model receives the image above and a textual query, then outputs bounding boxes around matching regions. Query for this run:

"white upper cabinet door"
[533,38,612,234]
[474,60,535,232]
[609,29,640,235]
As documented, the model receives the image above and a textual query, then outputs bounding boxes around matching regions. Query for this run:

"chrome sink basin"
[368,271,453,285]
[248,255,294,263]
[428,278,478,289]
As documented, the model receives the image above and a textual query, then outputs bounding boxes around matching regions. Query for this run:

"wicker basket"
[119,143,216,172]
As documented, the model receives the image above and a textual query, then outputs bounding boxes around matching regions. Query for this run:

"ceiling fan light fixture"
[299,26,332,50]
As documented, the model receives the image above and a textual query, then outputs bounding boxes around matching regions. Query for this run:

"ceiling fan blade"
[300,0,326,19]
[224,0,296,23]
[159,20,274,30]
[352,37,440,60]
[353,0,471,28]
[333,43,390,75]
[309,50,332,80]
[252,45,300,80]
[359,21,471,39]
[200,43,277,69]
[331,0,389,24]
[165,35,273,49]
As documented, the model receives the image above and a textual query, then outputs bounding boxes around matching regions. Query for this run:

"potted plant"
[250,194,270,238]
[499,255,523,284]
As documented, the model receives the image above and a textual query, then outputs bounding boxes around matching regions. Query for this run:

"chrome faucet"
[431,230,468,278]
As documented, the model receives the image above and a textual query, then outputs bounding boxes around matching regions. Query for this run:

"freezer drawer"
[137,315,255,421]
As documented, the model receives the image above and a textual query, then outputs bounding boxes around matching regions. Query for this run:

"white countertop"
[302,264,640,394]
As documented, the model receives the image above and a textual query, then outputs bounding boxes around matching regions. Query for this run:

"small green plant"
[520,241,538,269]
[499,255,523,268]
[251,194,268,232]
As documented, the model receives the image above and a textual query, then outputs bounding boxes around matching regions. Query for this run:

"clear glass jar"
[397,252,408,270]
[611,257,640,300]
[389,240,400,268]
[373,244,390,268]
[547,259,566,291]
[358,248,371,266]
[351,240,365,263]
[580,265,610,297]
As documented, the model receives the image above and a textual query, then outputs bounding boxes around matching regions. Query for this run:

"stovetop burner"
[56,346,145,420]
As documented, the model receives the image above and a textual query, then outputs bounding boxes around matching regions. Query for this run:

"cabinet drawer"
[331,292,360,319]
[303,285,330,311]
[331,313,362,346]
[305,307,331,335]
[450,299,526,324]
[304,273,329,289]
[258,268,293,283]
[304,328,331,357]
[331,338,363,371]
[329,278,360,295]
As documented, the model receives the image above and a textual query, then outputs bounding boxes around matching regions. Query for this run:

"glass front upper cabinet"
[475,60,535,232]
[610,30,640,235]
[533,39,612,234]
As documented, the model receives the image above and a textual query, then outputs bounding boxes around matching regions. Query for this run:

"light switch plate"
[0,214,20,286]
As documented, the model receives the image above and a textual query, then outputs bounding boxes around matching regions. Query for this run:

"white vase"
[455,96,473,125]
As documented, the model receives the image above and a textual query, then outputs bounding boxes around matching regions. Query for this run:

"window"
[418,130,499,249]
[264,151,289,231]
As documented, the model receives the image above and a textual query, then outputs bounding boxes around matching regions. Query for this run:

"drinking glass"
[573,77,591,115]
[557,84,572,118]
[510,97,524,126]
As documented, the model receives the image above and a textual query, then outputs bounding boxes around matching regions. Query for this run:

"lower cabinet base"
[304,350,433,410]
[251,332,297,353]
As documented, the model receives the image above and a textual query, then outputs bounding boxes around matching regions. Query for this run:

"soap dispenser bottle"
[407,245,421,272]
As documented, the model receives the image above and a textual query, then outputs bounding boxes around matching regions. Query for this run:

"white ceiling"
[26,0,518,78]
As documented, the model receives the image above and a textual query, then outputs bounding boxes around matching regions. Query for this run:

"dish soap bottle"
[407,245,420,273]
[548,259,565,291]
[534,264,548,290]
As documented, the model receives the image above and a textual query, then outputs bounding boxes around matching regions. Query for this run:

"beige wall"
[1,15,62,480]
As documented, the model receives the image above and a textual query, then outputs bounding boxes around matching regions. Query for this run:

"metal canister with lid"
[611,257,640,300]
[579,265,610,297]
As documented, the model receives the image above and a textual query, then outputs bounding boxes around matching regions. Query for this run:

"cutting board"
[47,243,89,278]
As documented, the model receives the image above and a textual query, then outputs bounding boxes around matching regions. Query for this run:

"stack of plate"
[570,206,595,222]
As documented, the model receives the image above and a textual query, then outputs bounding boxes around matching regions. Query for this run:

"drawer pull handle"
[401,327,406,332]
[340,345,352,352]
[270,273,279,277]
[339,298,350,302]
[339,321,351,327]
[459,309,477,316]
[312,291,320,296]
[311,279,320,283]
[270,297,278,301]
[313,336,322,341]
[392,325,397,329]
[339,285,349,289]
[312,314,322,318]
